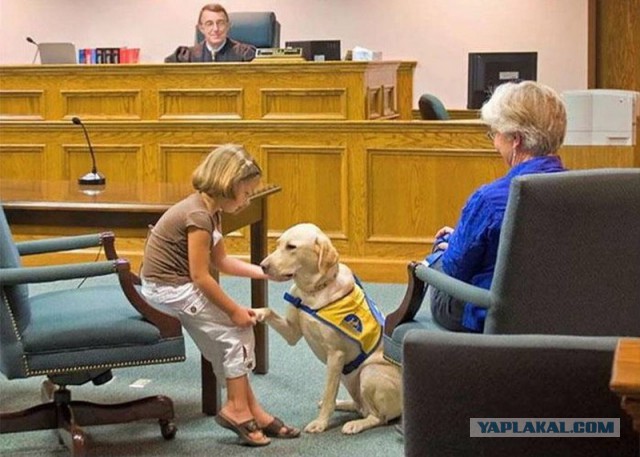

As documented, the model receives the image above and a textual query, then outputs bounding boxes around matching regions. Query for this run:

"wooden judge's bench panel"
[0,61,415,122]
[1,63,638,282]
[2,118,637,282]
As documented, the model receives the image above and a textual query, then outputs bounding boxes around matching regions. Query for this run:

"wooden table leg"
[251,202,269,375]
[201,268,221,416]
[201,356,220,416]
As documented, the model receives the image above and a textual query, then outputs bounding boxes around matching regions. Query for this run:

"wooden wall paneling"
[367,148,505,242]
[2,118,636,282]
[595,0,640,90]
[260,88,348,120]
[0,144,46,180]
[364,62,399,120]
[344,132,368,257]
[47,142,67,180]
[396,62,416,120]
[158,144,216,183]
[366,87,383,120]
[560,145,640,169]
[63,144,141,183]
[61,89,142,120]
[383,86,396,118]
[0,62,412,122]
[0,90,44,120]
[262,144,348,238]
[158,89,243,120]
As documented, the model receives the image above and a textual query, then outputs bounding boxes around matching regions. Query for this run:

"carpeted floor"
[0,276,408,457]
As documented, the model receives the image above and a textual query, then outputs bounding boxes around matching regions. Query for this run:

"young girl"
[141,144,299,446]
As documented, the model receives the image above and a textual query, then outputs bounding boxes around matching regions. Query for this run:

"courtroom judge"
[165,3,256,63]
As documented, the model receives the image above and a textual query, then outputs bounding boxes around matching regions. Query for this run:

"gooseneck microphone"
[72,117,106,185]
[26,36,39,64]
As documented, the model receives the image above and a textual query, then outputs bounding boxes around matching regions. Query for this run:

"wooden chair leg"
[0,402,58,433]
[57,402,88,457]
[1,381,177,455]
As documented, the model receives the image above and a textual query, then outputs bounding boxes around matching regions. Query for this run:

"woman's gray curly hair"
[481,80,567,156]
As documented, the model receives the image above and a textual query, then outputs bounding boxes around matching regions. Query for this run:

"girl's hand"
[230,307,257,328]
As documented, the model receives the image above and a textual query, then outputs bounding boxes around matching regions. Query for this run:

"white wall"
[0,0,589,108]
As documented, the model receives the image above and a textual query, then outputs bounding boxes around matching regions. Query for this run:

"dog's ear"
[315,234,339,274]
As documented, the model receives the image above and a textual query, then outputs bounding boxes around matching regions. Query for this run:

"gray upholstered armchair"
[402,332,638,457]
[0,207,186,456]
[383,168,640,456]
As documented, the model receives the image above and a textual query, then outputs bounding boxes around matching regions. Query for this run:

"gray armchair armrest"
[0,260,118,284]
[384,261,493,338]
[417,262,492,308]
[16,232,115,257]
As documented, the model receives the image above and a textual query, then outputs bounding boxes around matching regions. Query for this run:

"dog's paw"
[341,420,366,435]
[252,308,272,322]
[304,418,329,433]
[341,416,382,435]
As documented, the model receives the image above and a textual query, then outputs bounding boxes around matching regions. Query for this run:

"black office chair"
[418,93,450,120]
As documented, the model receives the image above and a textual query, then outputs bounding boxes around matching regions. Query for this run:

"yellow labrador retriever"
[255,223,402,434]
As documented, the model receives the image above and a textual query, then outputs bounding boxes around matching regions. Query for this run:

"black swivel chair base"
[0,380,177,457]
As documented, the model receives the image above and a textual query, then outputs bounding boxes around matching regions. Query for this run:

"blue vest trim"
[283,277,383,375]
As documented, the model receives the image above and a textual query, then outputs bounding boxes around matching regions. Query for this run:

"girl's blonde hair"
[192,144,262,199]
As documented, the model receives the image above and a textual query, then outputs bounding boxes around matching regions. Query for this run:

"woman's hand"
[434,226,454,251]
[435,226,454,238]
[230,307,257,328]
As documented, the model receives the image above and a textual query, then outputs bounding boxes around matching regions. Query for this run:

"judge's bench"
[0,61,637,282]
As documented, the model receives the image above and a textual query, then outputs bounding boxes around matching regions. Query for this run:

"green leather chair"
[418,93,450,120]
[0,206,186,456]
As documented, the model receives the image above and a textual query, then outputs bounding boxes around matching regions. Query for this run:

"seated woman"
[426,80,567,333]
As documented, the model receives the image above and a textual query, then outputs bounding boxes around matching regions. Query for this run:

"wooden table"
[610,338,640,434]
[0,179,281,415]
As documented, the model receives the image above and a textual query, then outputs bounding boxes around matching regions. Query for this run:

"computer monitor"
[467,52,537,109]
[285,40,341,61]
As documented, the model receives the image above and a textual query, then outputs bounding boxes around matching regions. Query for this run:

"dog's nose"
[261,264,268,273]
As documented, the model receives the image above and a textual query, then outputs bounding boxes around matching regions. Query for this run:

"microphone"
[72,117,106,185]
[26,36,39,64]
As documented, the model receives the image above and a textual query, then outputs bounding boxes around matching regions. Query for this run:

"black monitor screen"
[467,52,537,109]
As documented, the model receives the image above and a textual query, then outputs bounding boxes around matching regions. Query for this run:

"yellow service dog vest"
[284,278,385,375]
